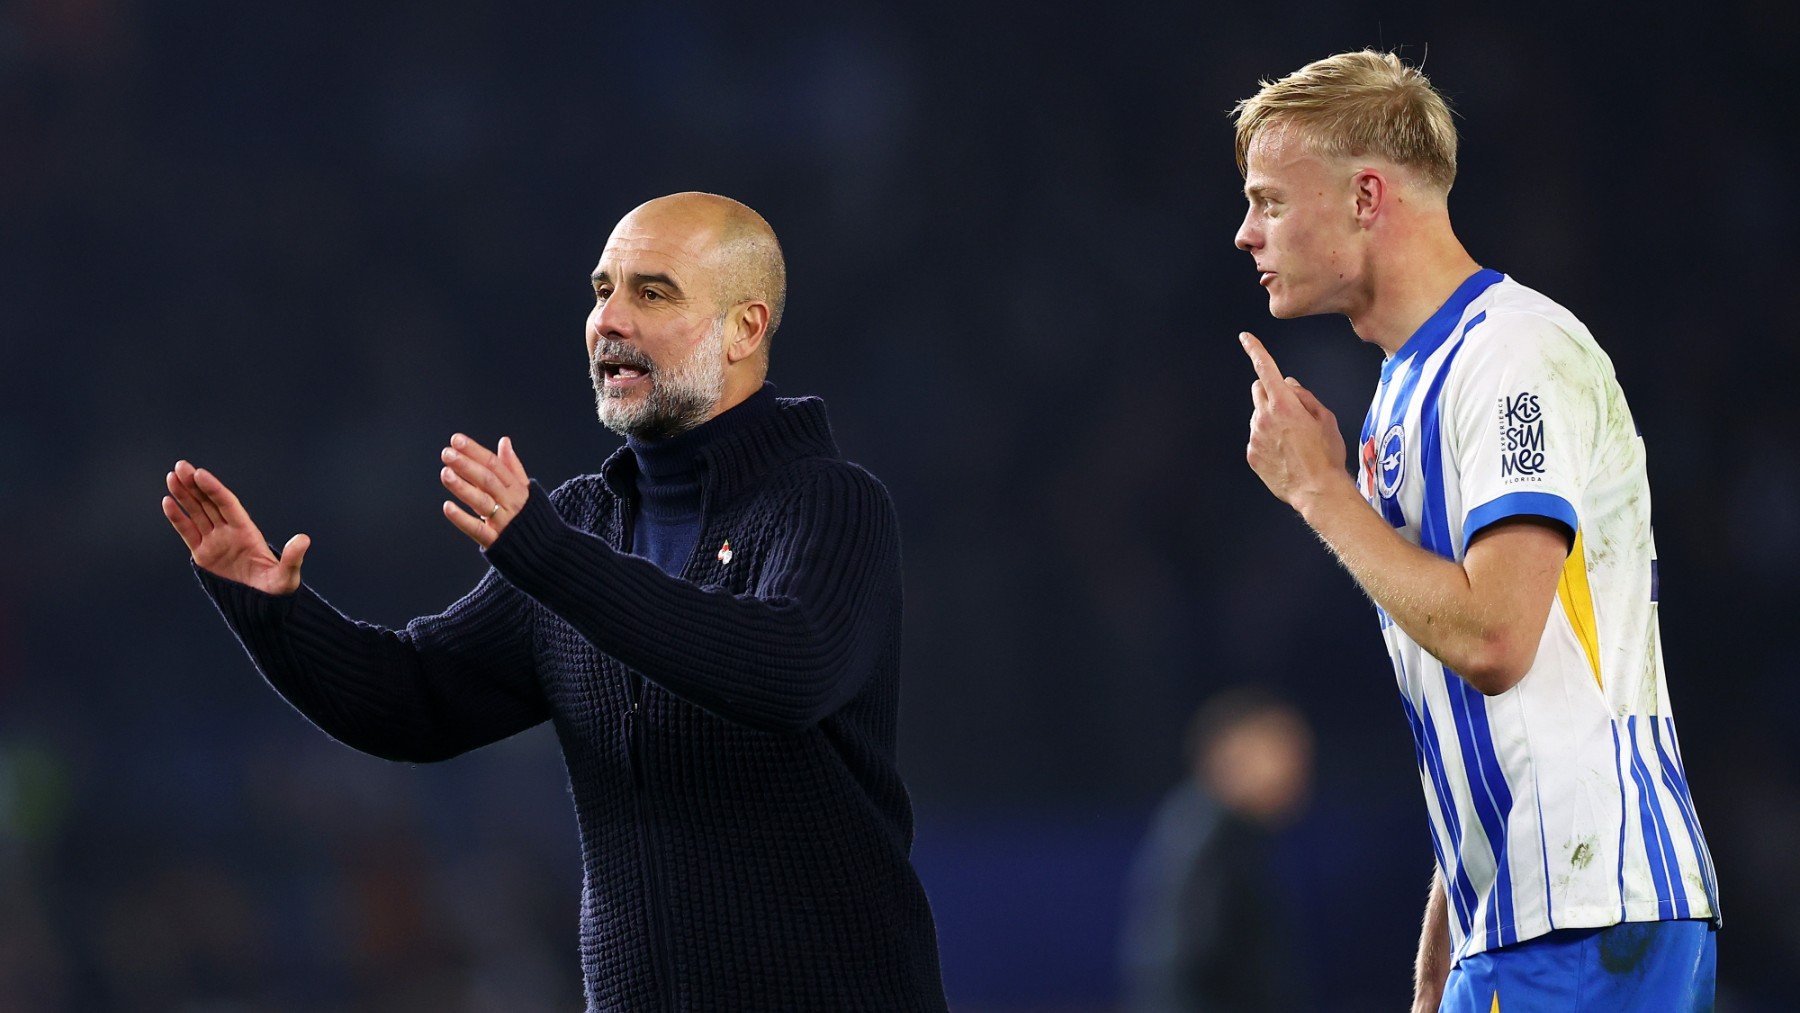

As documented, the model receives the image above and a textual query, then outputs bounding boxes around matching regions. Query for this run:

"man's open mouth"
[600,361,648,381]
[595,350,654,389]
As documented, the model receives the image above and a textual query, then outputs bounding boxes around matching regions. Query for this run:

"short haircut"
[713,212,787,345]
[1232,50,1458,194]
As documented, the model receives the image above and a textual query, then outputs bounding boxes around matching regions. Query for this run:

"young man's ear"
[1352,169,1388,228]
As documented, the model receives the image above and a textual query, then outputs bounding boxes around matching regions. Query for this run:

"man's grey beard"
[591,317,727,440]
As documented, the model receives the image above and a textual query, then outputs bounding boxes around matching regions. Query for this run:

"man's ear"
[1352,168,1388,228]
[726,302,770,365]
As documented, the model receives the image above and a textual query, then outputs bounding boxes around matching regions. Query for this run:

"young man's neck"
[1347,222,1482,357]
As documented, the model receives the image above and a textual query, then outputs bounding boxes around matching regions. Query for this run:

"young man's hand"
[1241,332,1349,511]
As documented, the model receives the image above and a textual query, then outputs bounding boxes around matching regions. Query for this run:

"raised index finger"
[1239,333,1295,402]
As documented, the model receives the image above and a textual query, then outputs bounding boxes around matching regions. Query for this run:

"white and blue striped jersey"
[1356,269,1718,960]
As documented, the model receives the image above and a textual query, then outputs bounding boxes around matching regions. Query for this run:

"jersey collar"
[1380,268,1505,383]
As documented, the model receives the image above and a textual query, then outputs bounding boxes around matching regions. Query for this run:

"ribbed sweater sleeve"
[483,467,898,733]
[194,564,548,762]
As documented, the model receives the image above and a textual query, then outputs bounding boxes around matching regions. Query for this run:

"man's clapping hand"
[439,433,531,549]
[164,432,531,593]
[162,460,310,595]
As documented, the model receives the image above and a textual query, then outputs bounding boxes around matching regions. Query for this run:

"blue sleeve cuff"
[1462,491,1578,554]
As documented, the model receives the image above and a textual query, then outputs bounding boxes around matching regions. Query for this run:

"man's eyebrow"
[631,272,684,294]
[589,269,685,295]
[1244,183,1280,201]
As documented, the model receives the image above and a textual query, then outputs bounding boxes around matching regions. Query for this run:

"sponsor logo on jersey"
[1500,392,1546,479]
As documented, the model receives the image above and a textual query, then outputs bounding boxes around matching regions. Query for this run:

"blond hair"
[1232,50,1458,193]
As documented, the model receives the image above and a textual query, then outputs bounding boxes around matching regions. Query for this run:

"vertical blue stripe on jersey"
[1625,716,1685,918]
[1656,719,1713,921]
[1398,691,1466,929]
[1415,324,1519,947]
[1661,719,1718,911]
[1399,686,1479,934]
[1404,698,1476,935]
[1378,359,1429,528]
[1448,675,1518,946]
[1639,716,1689,918]
[1653,717,1718,915]
[1610,723,1630,920]
[1534,774,1556,930]
[1416,312,1485,554]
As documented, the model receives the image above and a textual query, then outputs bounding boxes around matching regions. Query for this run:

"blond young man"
[1231,52,1717,1011]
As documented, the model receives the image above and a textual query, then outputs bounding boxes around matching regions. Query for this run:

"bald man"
[163,193,949,1011]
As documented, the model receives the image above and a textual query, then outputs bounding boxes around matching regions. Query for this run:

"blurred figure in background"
[1118,687,1314,1012]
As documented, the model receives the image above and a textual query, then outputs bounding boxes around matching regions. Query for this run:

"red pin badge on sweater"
[717,541,733,565]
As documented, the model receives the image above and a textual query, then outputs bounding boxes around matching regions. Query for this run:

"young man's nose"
[1235,212,1261,252]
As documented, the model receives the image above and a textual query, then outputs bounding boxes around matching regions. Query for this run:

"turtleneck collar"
[627,383,780,517]
[598,383,839,509]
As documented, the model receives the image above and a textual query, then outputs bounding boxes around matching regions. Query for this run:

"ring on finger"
[486,502,503,521]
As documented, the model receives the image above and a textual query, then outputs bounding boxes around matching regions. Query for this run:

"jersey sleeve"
[1444,312,1600,555]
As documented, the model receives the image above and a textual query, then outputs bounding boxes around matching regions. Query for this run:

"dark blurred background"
[5,0,1796,1009]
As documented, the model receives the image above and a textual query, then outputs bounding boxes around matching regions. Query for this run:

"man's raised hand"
[1241,332,1350,511]
[162,461,310,595]
[440,434,531,549]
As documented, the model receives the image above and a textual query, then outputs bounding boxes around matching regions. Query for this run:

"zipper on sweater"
[619,500,652,722]
[619,486,680,1009]
[625,687,678,1010]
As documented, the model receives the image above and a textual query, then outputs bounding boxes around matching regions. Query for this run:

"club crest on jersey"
[1377,424,1406,499]
[1499,391,1546,479]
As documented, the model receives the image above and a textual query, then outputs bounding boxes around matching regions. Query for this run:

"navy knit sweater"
[195,389,948,1011]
